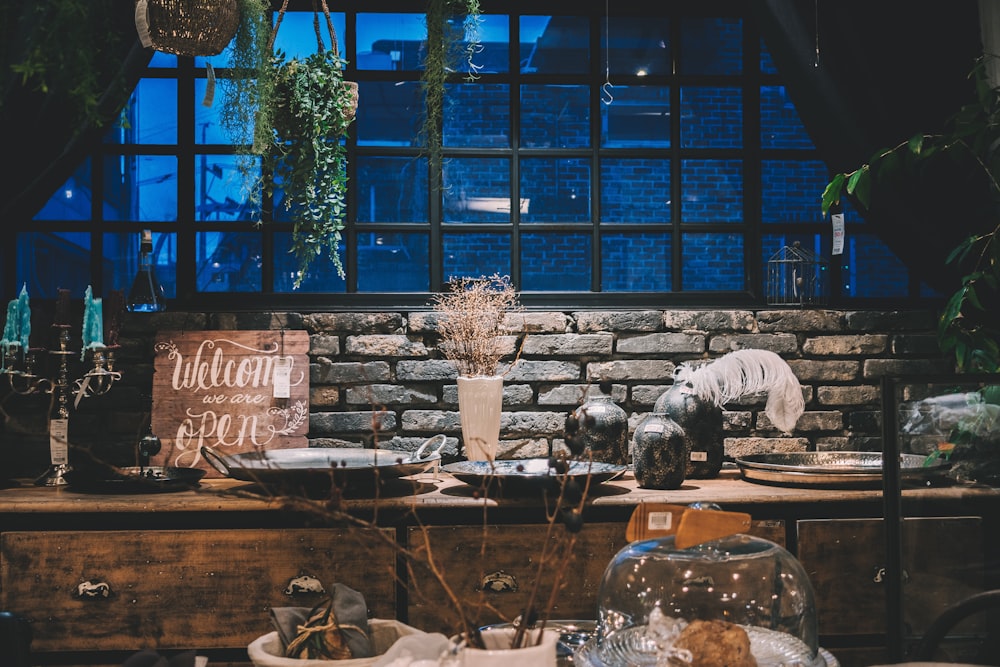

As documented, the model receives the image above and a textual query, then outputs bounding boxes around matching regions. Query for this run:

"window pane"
[604,17,670,77]
[681,160,742,223]
[195,155,257,221]
[16,232,92,299]
[521,232,591,291]
[761,160,827,223]
[357,13,426,70]
[761,86,813,149]
[195,79,230,144]
[679,17,742,75]
[356,81,422,146]
[34,160,92,221]
[600,158,671,223]
[111,78,177,145]
[681,232,744,290]
[356,156,428,223]
[760,40,778,74]
[520,16,588,74]
[602,233,671,291]
[840,233,909,297]
[274,233,346,293]
[273,12,346,61]
[521,84,589,148]
[443,158,512,223]
[104,231,177,298]
[443,233,511,279]
[601,86,670,148]
[196,231,261,292]
[103,156,178,222]
[444,82,509,147]
[681,87,742,149]
[357,232,429,291]
[520,158,590,222]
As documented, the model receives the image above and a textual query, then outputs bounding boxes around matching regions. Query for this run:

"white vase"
[460,628,558,667]
[456,375,503,461]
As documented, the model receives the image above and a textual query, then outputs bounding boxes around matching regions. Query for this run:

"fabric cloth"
[270,582,373,659]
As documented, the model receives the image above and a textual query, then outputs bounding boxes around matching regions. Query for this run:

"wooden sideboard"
[1,469,998,667]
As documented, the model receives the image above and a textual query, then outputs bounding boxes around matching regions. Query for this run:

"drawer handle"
[480,570,518,593]
[284,575,326,596]
[872,567,910,584]
[75,580,111,600]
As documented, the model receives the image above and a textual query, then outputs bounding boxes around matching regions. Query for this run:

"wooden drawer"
[405,519,786,635]
[0,528,397,653]
[797,517,985,637]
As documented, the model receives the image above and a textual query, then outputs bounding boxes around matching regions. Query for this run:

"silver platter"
[736,452,950,488]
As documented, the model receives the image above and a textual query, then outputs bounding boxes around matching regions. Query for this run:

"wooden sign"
[150,330,310,476]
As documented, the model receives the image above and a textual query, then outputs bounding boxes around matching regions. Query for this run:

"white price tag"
[647,511,673,531]
[831,212,845,256]
[273,356,292,399]
[49,418,69,465]
[644,422,665,434]
[690,450,708,462]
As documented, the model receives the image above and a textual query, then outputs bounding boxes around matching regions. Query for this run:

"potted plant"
[220,0,358,287]
[821,56,999,373]
[430,274,521,461]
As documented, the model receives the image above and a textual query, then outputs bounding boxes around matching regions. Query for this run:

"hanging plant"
[219,0,358,287]
[420,0,482,167]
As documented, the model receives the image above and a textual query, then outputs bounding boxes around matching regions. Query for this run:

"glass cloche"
[577,532,826,667]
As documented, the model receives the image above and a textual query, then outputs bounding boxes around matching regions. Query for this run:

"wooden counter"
[2,470,998,667]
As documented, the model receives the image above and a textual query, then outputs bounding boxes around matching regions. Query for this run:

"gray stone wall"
[0,308,956,476]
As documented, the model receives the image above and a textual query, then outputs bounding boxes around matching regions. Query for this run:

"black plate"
[64,466,206,494]
[442,458,626,495]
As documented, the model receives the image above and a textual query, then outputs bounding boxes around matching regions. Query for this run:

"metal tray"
[442,458,626,495]
[201,435,447,489]
[735,451,951,488]
[64,466,206,494]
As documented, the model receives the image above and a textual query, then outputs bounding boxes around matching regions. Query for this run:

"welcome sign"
[150,330,310,476]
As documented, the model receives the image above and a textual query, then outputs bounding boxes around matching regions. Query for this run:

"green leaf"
[820,173,846,217]
[907,133,924,155]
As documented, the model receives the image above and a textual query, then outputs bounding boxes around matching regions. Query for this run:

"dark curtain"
[0,1,150,227]
[754,0,989,293]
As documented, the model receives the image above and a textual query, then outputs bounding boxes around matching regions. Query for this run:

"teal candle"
[1,300,16,346]
[16,284,30,353]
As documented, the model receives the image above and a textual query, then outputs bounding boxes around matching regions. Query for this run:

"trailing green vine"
[822,57,1000,372]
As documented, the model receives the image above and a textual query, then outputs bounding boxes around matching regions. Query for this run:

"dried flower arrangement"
[430,274,523,377]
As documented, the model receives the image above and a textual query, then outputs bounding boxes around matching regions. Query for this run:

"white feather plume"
[674,349,804,433]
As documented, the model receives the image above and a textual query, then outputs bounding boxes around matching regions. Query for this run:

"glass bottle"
[127,229,166,312]
[571,393,629,465]
[654,380,725,479]
[632,412,689,490]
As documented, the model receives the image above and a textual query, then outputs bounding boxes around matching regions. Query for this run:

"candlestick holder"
[2,325,123,486]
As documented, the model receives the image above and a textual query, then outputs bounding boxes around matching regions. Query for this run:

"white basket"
[249,619,423,667]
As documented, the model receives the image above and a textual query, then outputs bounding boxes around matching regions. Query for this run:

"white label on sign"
[49,418,69,465]
[647,512,673,531]
[832,212,845,255]
[273,356,292,398]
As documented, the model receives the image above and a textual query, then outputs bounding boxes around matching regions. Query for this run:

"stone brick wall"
[0,307,956,477]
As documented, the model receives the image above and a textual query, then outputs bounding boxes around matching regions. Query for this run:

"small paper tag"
[273,357,292,398]
[831,212,845,256]
[644,422,665,434]
[647,511,673,531]
[690,451,708,462]
[49,419,69,465]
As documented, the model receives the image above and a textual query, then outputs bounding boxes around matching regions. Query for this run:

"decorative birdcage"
[766,241,829,306]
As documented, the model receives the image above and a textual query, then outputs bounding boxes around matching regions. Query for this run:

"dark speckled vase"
[632,411,689,490]
[654,381,725,479]
[572,394,629,465]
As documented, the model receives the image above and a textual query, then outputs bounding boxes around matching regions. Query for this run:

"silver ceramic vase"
[654,380,725,479]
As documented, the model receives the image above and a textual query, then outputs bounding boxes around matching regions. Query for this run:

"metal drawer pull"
[75,580,111,599]
[872,567,910,584]
[480,570,518,593]
[284,575,326,595]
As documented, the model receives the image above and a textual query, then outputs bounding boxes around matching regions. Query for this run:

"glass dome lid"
[578,533,822,667]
